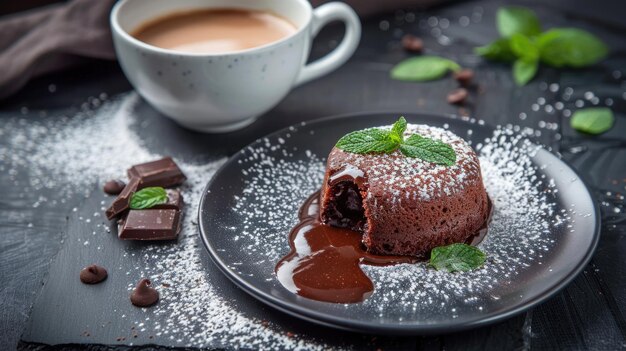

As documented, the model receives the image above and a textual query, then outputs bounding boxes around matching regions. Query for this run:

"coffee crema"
[131,9,297,54]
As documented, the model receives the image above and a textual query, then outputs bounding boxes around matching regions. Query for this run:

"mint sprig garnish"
[130,187,168,210]
[475,6,608,85]
[570,107,614,135]
[335,117,457,166]
[429,243,486,273]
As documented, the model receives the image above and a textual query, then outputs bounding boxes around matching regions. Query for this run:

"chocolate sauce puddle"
[275,191,492,303]
[275,191,417,303]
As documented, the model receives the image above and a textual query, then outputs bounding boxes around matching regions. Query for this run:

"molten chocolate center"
[275,191,417,304]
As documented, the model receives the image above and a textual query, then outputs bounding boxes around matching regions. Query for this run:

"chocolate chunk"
[118,209,181,240]
[105,177,140,220]
[127,157,186,189]
[454,69,474,86]
[103,179,126,195]
[447,88,469,105]
[401,34,423,52]
[80,264,108,284]
[151,189,184,210]
[131,279,159,307]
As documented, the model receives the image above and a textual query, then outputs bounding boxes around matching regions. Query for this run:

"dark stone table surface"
[1,0,625,349]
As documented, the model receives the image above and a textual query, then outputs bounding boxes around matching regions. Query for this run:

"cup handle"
[294,2,361,86]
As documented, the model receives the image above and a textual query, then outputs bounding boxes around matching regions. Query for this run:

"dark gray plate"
[198,112,600,335]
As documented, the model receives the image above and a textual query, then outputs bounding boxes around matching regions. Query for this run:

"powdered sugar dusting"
[125,163,330,349]
[1,93,332,349]
[231,121,565,321]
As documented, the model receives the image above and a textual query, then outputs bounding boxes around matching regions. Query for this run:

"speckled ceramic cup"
[111,0,361,133]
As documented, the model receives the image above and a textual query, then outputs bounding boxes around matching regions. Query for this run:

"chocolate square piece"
[118,209,182,240]
[105,177,140,220]
[152,189,184,210]
[127,157,186,189]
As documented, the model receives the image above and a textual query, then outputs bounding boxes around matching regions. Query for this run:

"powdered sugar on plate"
[229,120,570,322]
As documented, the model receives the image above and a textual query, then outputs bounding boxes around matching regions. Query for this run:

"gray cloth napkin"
[0,0,116,99]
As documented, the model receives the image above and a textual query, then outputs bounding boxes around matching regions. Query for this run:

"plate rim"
[198,111,601,335]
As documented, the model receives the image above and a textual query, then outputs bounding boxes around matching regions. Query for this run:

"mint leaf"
[538,28,608,68]
[513,58,538,86]
[399,134,456,166]
[508,33,539,85]
[509,33,538,60]
[335,128,399,154]
[390,56,460,82]
[130,187,168,210]
[390,116,407,143]
[474,38,516,62]
[570,107,614,135]
[497,6,541,37]
[429,243,486,272]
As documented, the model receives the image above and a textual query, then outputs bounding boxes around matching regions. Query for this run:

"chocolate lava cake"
[320,124,489,257]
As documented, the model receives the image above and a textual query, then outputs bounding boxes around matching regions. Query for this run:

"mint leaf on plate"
[474,38,516,62]
[497,6,541,37]
[570,107,614,135]
[399,134,456,166]
[336,128,399,154]
[130,187,168,210]
[429,243,486,273]
[538,28,608,68]
[513,58,538,86]
[390,56,460,82]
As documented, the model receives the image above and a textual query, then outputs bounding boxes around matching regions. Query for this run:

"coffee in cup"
[132,9,297,54]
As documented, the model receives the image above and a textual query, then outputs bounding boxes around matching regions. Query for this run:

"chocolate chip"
[447,88,469,105]
[401,34,423,52]
[131,278,159,307]
[454,69,474,86]
[103,179,126,195]
[80,264,108,284]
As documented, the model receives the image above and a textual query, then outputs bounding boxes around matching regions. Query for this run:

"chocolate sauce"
[276,191,493,304]
[276,191,417,304]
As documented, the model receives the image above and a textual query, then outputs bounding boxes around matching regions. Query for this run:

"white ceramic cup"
[111,0,361,133]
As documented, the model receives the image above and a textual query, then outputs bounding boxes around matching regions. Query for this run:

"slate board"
[4,0,626,349]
